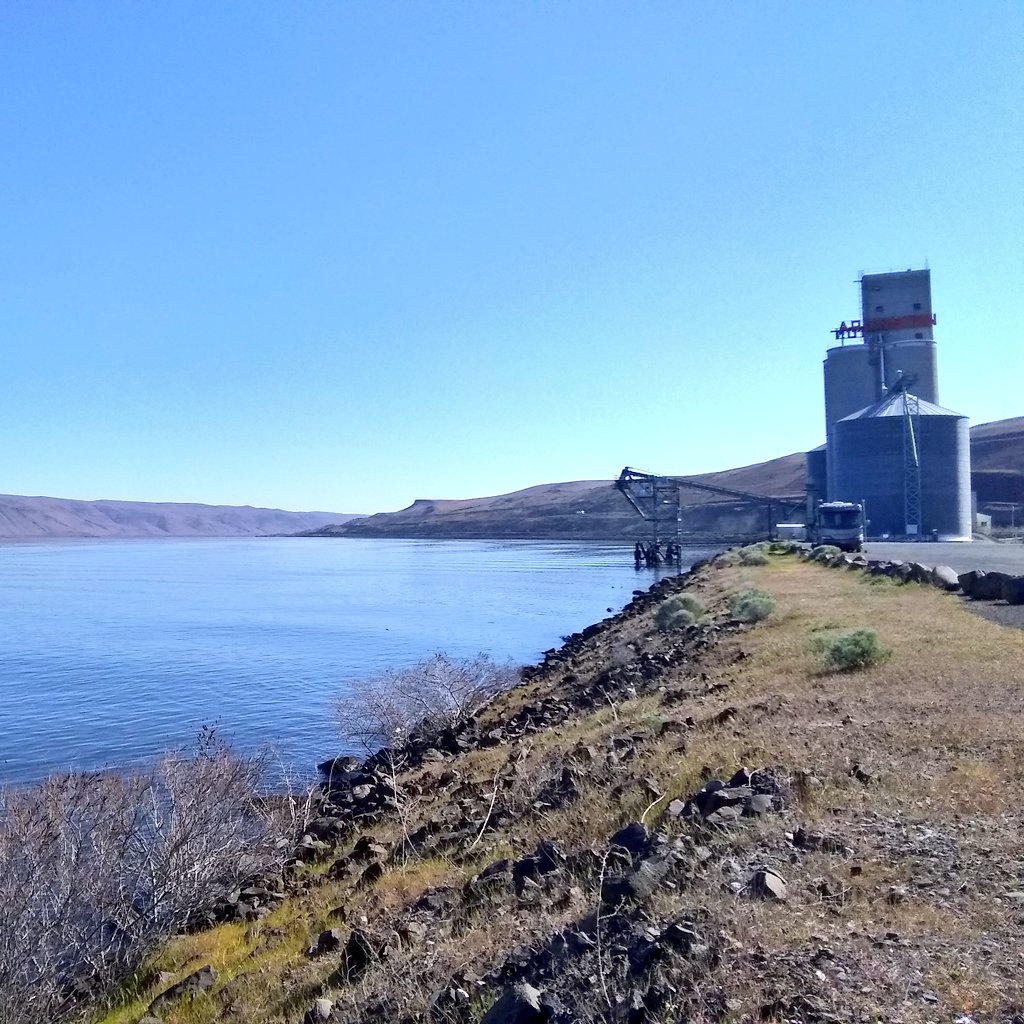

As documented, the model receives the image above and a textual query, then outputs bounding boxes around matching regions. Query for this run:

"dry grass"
[87,552,1024,1024]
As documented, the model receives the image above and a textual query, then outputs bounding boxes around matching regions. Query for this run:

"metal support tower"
[615,469,681,546]
[902,387,922,536]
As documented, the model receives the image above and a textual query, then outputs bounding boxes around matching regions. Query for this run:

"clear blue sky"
[3,2,1021,513]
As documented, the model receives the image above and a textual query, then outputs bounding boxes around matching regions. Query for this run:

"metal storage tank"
[805,444,828,526]
[832,392,971,540]
[824,344,879,498]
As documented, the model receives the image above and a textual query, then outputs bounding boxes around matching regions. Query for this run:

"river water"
[0,538,715,786]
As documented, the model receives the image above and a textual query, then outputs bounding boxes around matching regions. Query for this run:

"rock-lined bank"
[801,545,1024,630]
[102,547,1024,1024]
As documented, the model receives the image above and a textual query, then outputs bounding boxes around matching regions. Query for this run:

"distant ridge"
[304,415,1023,541]
[0,495,362,539]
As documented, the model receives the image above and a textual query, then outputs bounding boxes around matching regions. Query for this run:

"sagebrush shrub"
[729,588,776,623]
[817,628,889,671]
[654,594,705,632]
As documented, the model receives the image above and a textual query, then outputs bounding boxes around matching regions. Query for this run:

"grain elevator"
[811,269,972,540]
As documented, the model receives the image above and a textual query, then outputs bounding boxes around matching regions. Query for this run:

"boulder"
[930,565,960,591]
[976,571,1011,601]
[1002,575,1024,605]
[908,562,932,584]
[958,569,985,597]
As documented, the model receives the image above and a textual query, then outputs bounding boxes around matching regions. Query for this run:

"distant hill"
[0,496,362,539]
[970,416,1024,515]
[306,415,1023,541]
[306,453,807,542]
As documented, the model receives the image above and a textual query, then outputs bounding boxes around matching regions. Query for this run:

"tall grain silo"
[832,391,971,539]
[824,269,941,501]
[823,343,880,498]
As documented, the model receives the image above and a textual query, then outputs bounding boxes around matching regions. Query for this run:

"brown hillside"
[312,416,1023,541]
[0,495,361,539]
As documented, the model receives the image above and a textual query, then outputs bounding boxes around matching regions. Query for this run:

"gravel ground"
[864,540,1024,575]
[863,541,1024,630]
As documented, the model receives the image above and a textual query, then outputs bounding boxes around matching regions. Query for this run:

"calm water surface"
[0,538,714,785]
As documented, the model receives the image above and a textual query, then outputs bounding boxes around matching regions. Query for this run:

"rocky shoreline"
[83,546,1024,1023]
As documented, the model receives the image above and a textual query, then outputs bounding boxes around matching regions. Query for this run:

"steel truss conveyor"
[615,466,805,544]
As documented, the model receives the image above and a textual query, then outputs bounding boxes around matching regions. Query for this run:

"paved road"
[863,541,1024,576]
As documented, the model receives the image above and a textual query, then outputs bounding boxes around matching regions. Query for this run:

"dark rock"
[358,861,384,887]
[602,851,674,906]
[704,805,743,826]
[743,793,773,816]
[480,983,546,1024]
[318,755,362,776]
[330,929,377,984]
[148,965,217,1012]
[792,826,849,855]
[610,821,651,857]
[958,569,985,597]
[399,920,428,945]
[308,928,344,957]
[1002,575,1024,605]
[749,867,787,901]
[977,571,1011,600]
[513,841,566,892]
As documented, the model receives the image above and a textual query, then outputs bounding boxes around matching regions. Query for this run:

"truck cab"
[811,501,865,552]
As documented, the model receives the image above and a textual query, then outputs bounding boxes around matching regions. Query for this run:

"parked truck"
[809,501,865,552]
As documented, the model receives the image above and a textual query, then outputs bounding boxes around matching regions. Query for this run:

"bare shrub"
[332,653,520,753]
[0,737,298,1024]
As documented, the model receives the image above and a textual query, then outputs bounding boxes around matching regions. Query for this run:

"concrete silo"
[832,391,972,540]
[824,269,940,499]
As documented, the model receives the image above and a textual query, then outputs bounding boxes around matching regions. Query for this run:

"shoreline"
[6,544,1024,1022]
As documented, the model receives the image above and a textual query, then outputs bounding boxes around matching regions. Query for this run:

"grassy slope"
[93,551,1024,1024]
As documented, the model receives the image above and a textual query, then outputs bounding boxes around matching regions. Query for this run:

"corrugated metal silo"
[832,392,971,539]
